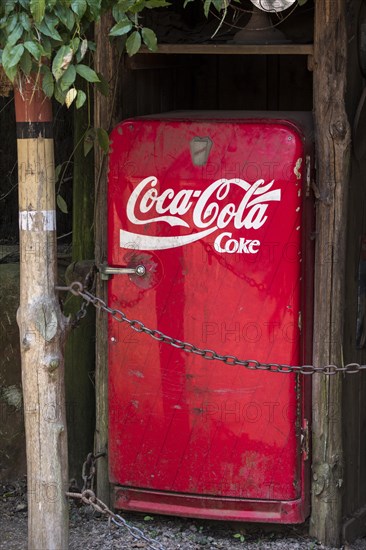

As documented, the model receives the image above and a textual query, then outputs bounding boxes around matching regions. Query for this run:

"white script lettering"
[120,176,281,253]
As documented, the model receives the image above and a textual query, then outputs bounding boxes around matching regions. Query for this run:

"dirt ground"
[1,480,366,550]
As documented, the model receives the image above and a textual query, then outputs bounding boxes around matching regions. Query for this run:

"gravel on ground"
[1,480,366,550]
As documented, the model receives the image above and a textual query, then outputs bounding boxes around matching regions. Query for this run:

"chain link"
[56,281,366,376]
[81,451,106,492]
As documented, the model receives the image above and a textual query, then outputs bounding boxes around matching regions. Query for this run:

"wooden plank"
[310,0,351,546]
[126,54,181,70]
[94,12,121,505]
[342,158,363,525]
[336,1,366,535]
[138,43,313,56]
[64,78,95,482]
[343,504,366,543]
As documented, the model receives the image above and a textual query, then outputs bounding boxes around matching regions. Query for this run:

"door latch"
[99,263,146,280]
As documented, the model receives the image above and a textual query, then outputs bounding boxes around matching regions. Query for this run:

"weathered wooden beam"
[94,11,120,505]
[138,44,314,55]
[310,0,351,546]
[64,77,95,483]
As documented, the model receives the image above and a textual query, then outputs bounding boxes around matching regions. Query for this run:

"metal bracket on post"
[99,264,146,281]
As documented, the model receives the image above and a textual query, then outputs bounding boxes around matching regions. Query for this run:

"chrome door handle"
[100,264,146,280]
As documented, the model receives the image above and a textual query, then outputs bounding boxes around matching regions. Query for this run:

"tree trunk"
[94,11,120,504]
[14,77,69,549]
[310,0,351,546]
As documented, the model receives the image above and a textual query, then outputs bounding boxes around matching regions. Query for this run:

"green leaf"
[126,31,141,57]
[70,37,80,53]
[109,18,132,37]
[41,37,52,58]
[143,515,154,521]
[71,0,87,18]
[54,82,67,104]
[112,4,126,22]
[141,27,157,52]
[52,45,73,80]
[57,194,68,214]
[3,63,17,82]
[233,533,242,539]
[96,127,109,153]
[24,40,43,61]
[44,12,60,28]
[54,5,75,31]
[76,89,86,109]
[83,128,95,156]
[38,17,62,41]
[4,0,16,15]
[203,0,211,17]
[127,0,147,14]
[42,67,54,97]
[2,43,24,69]
[114,0,136,11]
[7,22,23,46]
[19,12,31,32]
[55,164,62,182]
[30,0,45,24]
[297,0,308,4]
[18,0,30,8]
[183,0,194,6]
[145,0,170,7]
[75,63,100,82]
[6,13,19,34]
[19,50,32,75]
[87,0,102,19]
[212,0,224,12]
[87,40,96,51]
[95,72,109,96]
[60,63,76,90]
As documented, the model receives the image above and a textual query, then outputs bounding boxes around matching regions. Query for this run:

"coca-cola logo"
[119,176,281,254]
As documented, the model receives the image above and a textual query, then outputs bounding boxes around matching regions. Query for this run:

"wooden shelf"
[139,43,313,56]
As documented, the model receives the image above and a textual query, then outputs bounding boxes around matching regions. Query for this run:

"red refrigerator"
[107,112,314,523]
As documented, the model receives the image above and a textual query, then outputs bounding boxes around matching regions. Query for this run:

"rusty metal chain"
[72,299,89,328]
[66,489,165,550]
[81,451,106,492]
[56,281,366,376]
[58,264,97,328]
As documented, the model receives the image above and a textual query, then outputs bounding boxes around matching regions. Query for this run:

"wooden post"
[14,77,69,549]
[64,77,95,482]
[94,12,120,504]
[311,0,351,545]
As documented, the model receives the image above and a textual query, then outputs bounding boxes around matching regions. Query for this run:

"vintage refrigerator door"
[107,115,312,523]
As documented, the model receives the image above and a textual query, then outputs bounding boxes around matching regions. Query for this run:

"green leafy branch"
[109,0,171,55]
[0,0,309,106]
[0,0,170,107]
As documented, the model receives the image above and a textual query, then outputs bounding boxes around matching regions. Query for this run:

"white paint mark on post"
[19,210,56,231]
